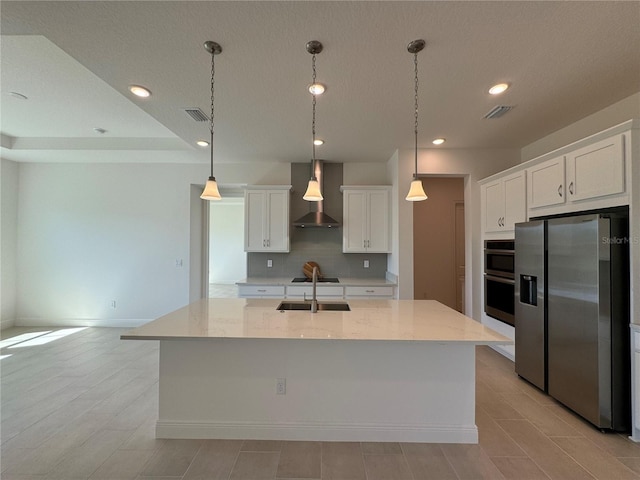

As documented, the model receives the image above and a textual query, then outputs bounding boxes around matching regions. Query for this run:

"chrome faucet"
[311,266,318,313]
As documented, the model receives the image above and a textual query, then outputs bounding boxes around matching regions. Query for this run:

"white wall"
[343,162,389,185]
[209,199,246,284]
[11,160,290,327]
[389,148,521,321]
[1,159,19,329]
[521,92,640,162]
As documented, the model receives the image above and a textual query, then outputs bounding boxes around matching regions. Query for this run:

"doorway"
[208,197,246,297]
[413,177,465,312]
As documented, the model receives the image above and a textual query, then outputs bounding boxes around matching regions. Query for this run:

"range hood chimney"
[293,160,341,228]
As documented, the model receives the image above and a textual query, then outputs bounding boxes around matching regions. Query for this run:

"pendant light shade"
[201,177,221,200]
[303,179,323,201]
[200,40,223,201]
[303,40,324,202]
[405,39,428,202]
[406,179,427,201]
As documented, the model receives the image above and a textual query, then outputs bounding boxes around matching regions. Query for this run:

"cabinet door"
[245,190,266,251]
[567,134,625,202]
[366,190,390,252]
[528,156,566,209]
[503,171,526,231]
[483,180,504,233]
[265,190,289,252]
[343,190,367,252]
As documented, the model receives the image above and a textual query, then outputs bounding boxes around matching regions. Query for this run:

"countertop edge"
[120,334,512,344]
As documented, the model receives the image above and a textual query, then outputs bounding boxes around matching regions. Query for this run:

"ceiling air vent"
[484,105,513,119]
[184,108,209,122]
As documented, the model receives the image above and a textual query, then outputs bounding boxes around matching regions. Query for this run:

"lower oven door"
[484,274,515,326]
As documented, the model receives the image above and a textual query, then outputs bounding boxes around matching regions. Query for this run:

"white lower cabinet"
[239,283,395,299]
[345,286,394,298]
[237,285,285,298]
[631,327,640,442]
[286,285,344,298]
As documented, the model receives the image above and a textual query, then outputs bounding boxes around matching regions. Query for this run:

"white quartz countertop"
[121,298,512,345]
[237,277,396,286]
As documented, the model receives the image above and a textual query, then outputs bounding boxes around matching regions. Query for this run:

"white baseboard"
[1,318,16,331]
[14,318,152,328]
[490,344,515,362]
[156,420,478,444]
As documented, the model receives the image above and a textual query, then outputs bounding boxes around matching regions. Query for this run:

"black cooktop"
[292,277,340,283]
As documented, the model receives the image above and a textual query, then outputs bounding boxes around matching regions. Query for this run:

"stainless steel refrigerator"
[514,212,630,430]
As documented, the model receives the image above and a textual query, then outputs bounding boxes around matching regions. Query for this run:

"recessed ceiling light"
[196,140,209,147]
[308,83,326,95]
[9,91,28,100]
[129,85,151,98]
[432,138,446,145]
[313,139,324,146]
[489,83,509,95]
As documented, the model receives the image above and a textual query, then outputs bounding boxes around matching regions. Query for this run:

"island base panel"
[156,338,478,443]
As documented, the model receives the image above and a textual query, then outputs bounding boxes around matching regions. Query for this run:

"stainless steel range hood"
[292,160,341,228]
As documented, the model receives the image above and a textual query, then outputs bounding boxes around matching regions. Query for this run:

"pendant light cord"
[413,50,419,180]
[311,52,317,180]
[214,47,216,178]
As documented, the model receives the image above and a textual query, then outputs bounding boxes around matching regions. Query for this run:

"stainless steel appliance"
[515,211,630,430]
[484,240,515,326]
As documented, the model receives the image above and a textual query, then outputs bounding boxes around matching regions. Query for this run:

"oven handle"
[484,249,515,255]
[485,274,515,285]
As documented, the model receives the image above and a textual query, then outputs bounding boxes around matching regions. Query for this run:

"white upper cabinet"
[341,186,391,253]
[244,186,291,252]
[527,133,627,215]
[566,134,625,202]
[482,170,526,234]
[527,156,566,209]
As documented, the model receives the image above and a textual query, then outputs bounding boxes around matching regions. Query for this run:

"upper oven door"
[484,240,515,278]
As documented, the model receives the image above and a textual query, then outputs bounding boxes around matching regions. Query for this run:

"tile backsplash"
[247,227,387,278]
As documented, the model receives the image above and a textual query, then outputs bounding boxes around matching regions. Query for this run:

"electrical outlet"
[175,259,183,267]
[111,300,117,309]
[364,260,370,268]
[276,378,286,395]
[267,259,273,268]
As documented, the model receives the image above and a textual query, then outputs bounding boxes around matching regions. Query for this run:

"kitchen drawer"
[345,286,394,297]
[286,286,344,298]
[238,285,285,297]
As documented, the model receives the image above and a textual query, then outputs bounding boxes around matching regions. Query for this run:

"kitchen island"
[121,298,511,443]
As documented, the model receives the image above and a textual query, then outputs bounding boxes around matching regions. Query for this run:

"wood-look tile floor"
[2,326,640,479]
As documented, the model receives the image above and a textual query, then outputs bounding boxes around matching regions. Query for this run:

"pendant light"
[405,39,428,202]
[200,40,222,201]
[303,40,324,201]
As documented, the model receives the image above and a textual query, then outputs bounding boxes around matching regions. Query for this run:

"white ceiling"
[1,1,639,165]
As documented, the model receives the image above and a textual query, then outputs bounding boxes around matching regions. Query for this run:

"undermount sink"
[277,301,351,312]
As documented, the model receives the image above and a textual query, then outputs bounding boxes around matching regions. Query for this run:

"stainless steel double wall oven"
[484,239,515,326]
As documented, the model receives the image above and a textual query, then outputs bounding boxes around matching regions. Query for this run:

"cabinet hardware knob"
[258,289,266,292]
[558,185,563,197]
[569,182,574,195]
[366,290,374,293]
